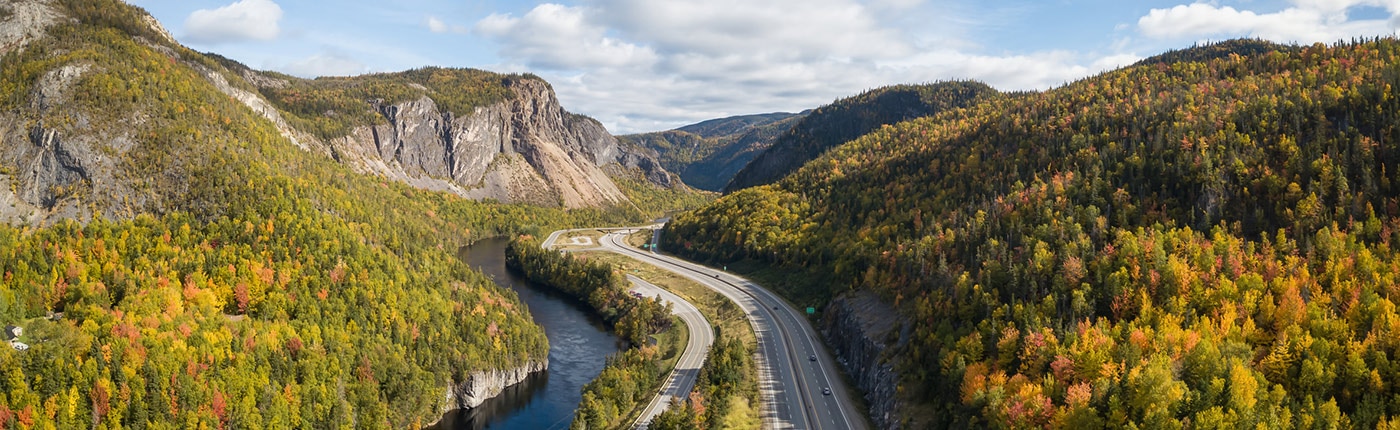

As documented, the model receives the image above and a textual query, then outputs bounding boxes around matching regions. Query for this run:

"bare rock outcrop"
[0,0,60,56]
[822,289,910,430]
[441,359,548,413]
[324,78,671,208]
[207,69,675,209]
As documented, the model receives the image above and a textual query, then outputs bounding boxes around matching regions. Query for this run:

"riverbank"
[431,238,622,430]
[576,230,762,429]
[505,236,687,429]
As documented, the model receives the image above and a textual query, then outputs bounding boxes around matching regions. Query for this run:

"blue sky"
[125,0,1400,133]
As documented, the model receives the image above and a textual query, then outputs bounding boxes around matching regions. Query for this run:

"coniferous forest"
[666,39,1400,428]
[0,1,649,428]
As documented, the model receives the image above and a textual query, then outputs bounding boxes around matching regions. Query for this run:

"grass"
[584,251,756,349]
[620,230,878,428]
[654,315,688,367]
[589,248,767,427]
[717,396,763,429]
[614,315,688,428]
[553,229,606,251]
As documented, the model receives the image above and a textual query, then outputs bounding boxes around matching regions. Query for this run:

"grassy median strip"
[582,251,756,348]
[580,248,762,429]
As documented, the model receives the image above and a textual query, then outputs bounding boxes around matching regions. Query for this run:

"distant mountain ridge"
[665,39,1400,428]
[620,112,805,191]
[723,81,1000,192]
[0,1,666,427]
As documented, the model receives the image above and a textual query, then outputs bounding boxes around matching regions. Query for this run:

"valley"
[7,0,1400,429]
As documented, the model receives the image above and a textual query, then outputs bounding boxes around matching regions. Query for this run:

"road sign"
[806,307,815,315]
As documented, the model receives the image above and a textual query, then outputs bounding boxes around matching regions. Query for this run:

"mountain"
[1135,38,1296,67]
[723,81,1000,192]
[620,112,804,191]
[209,61,677,209]
[665,39,1400,428]
[0,1,657,427]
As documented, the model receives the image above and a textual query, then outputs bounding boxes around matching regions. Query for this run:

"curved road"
[543,229,715,429]
[626,275,713,429]
[598,229,868,430]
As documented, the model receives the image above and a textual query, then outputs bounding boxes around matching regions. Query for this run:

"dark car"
[809,355,817,362]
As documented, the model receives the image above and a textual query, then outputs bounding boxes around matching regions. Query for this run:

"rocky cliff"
[229,69,674,209]
[822,290,909,430]
[441,359,549,414]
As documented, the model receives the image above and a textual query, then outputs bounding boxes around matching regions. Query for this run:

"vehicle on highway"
[823,387,831,395]
[810,354,817,362]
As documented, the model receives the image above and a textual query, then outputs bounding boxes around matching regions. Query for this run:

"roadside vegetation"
[0,1,647,427]
[582,237,762,429]
[667,39,1400,428]
[505,236,684,429]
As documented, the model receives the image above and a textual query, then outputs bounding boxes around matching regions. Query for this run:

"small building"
[2,326,20,341]
[9,341,27,352]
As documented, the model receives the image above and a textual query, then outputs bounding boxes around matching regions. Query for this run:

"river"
[432,237,622,430]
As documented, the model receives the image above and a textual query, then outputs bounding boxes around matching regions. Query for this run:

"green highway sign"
[806,307,815,315]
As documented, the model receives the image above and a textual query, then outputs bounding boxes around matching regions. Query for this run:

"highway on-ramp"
[626,275,714,429]
[543,229,714,429]
[599,229,868,430]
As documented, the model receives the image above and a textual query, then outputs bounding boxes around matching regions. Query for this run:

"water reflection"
[431,238,621,430]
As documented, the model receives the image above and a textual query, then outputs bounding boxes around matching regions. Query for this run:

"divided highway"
[597,228,868,430]
[626,275,713,429]
[543,229,715,430]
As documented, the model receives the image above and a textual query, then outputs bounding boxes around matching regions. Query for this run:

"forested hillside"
[620,112,803,191]
[0,0,639,427]
[723,81,1000,192]
[666,39,1400,428]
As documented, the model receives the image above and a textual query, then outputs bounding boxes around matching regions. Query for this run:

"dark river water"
[431,238,622,430]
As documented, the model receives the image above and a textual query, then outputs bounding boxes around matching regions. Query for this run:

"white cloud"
[473,0,1139,134]
[426,16,469,34]
[475,4,658,70]
[427,16,449,33]
[184,0,283,44]
[278,53,368,78]
[1138,1,1399,43]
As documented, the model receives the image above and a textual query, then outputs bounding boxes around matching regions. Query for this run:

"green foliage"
[570,346,666,430]
[611,174,716,219]
[667,39,1400,428]
[504,237,682,430]
[1137,38,1296,67]
[505,237,672,345]
[724,81,1000,192]
[257,67,525,140]
[0,2,645,427]
[621,113,804,191]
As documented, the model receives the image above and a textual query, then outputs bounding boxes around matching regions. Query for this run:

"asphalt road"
[626,275,714,429]
[542,228,715,429]
[599,229,868,430]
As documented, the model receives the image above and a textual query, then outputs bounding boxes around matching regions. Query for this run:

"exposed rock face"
[0,60,131,224]
[441,359,548,413]
[313,78,671,208]
[0,0,61,56]
[822,290,909,430]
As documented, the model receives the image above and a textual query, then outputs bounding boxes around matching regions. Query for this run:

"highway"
[626,275,714,429]
[598,229,868,430]
[543,228,715,429]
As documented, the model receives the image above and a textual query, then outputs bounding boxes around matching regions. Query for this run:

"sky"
[124,0,1400,134]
